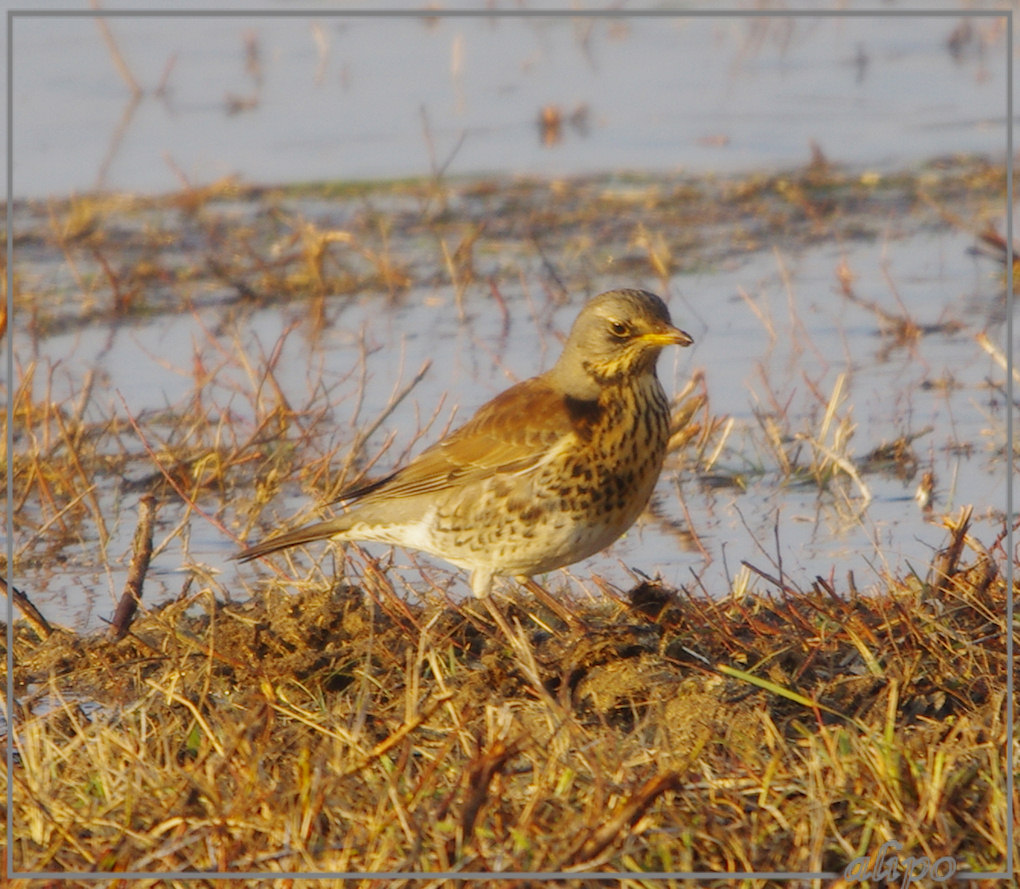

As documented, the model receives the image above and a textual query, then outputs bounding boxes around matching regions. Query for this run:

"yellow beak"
[640,325,694,348]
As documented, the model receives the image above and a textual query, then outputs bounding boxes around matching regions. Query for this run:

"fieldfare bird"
[237,289,693,615]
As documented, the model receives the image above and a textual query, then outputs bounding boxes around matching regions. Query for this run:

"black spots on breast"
[568,461,594,482]
[606,471,637,511]
[553,469,636,514]
[518,504,544,523]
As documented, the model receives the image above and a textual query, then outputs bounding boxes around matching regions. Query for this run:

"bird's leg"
[482,594,521,646]
[517,576,588,631]
[472,568,528,643]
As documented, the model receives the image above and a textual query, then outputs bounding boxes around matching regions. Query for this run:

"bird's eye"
[609,320,630,339]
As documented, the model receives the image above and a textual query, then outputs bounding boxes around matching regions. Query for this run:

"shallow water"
[11,172,1011,632]
[7,8,1013,632]
[12,10,1009,197]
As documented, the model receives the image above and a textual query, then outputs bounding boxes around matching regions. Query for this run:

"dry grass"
[5,509,1014,883]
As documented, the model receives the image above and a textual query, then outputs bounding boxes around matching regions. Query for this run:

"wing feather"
[336,375,576,505]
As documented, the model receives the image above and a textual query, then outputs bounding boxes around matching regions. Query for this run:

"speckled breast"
[428,374,671,577]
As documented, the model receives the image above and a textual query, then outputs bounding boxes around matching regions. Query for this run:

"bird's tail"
[234,517,351,563]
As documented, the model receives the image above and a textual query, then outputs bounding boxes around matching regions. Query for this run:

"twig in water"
[109,492,157,640]
[1,575,53,639]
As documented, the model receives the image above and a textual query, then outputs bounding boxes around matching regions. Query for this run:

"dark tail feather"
[234,518,349,563]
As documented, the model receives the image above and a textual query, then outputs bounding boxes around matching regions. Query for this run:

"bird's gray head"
[551,289,693,398]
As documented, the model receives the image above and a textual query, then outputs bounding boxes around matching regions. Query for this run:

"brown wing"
[336,374,579,505]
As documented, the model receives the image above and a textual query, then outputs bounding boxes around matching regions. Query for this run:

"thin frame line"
[5,6,1014,882]
[5,7,15,882]
[11,871,846,882]
[2,8,1011,17]
[1005,7,1016,883]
